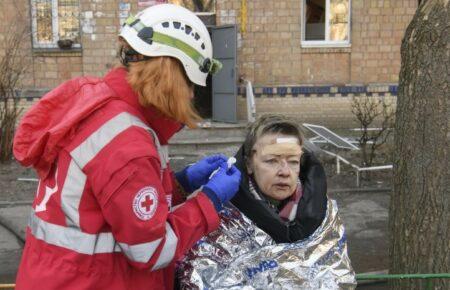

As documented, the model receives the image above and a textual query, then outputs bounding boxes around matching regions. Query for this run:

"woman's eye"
[288,160,300,165]
[264,159,277,164]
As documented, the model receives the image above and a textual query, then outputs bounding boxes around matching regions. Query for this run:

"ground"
[0,155,393,288]
[0,162,36,204]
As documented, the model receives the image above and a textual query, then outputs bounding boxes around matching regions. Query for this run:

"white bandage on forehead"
[276,137,298,144]
[260,138,302,156]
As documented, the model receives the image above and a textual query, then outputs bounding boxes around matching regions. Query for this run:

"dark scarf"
[248,178,303,221]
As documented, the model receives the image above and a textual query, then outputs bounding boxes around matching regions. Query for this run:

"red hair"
[127,56,201,128]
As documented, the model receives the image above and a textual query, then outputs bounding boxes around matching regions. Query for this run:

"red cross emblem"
[141,195,154,212]
[133,187,158,220]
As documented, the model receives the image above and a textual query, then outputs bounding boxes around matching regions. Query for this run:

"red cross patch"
[132,187,158,221]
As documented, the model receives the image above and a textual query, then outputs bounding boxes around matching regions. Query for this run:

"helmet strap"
[119,46,151,66]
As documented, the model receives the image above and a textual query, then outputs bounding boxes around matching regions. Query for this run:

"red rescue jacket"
[13,67,219,290]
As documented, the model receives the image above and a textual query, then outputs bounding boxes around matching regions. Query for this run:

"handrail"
[321,149,392,186]
[357,273,450,280]
[356,273,450,290]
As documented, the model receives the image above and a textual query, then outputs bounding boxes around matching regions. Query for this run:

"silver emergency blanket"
[177,199,356,289]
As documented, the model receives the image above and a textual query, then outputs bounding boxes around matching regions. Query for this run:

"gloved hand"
[202,162,241,211]
[175,154,227,193]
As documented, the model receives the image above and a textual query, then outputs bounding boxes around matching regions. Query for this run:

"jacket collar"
[103,67,183,144]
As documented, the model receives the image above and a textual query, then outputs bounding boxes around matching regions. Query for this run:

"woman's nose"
[277,160,291,176]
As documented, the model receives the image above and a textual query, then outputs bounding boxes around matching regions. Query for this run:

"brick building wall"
[218,0,415,127]
[0,0,417,128]
[218,0,417,85]
[236,84,397,128]
[0,0,131,117]
[0,0,124,89]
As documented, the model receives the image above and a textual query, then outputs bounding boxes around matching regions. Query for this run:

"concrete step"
[169,136,243,156]
[171,121,247,141]
[168,121,246,158]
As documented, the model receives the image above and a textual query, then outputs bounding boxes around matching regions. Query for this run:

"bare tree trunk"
[389,0,449,289]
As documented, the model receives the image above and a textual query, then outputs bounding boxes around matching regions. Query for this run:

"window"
[168,0,215,14]
[302,0,350,47]
[31,0,81,49]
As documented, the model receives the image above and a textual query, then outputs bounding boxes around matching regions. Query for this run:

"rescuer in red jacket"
[13,4,240,290]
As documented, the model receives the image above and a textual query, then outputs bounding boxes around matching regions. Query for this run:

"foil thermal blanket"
[177,199,356,289]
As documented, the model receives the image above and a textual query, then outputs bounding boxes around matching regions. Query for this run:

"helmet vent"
[137,27,154,45]
[201,43,205,50]
[194,33,200,40]
[162,22,169,28]
[185,25,192,35]
[173,22,181,29]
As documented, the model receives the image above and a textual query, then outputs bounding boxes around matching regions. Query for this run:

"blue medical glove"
[202,163,241,211]
[175,154,227,193]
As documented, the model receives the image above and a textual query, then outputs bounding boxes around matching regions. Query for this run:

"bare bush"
[351,95,395,167]
[0,20,29,163]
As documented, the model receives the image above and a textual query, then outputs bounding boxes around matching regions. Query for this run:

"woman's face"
[247,133,302,200]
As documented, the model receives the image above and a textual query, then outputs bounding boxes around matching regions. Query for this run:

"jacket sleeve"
[170,169,189,206]
[93,156,220,270]
[286,151,328,242]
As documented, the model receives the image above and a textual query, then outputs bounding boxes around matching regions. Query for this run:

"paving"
[0,206,28,283]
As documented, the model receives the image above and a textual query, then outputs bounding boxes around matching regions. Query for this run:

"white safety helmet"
[119,4,222,86]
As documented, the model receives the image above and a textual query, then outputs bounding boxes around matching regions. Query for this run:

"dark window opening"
[305,0,326,40]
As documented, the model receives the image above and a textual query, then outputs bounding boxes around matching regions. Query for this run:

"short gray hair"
[243,114,304,159]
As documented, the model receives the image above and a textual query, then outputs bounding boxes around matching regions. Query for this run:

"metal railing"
[321,149,393,187]
[356,273,450,290]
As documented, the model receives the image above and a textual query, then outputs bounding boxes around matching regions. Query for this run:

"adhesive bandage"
[261,138,302,156]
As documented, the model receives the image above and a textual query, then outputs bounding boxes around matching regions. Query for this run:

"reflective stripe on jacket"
[14,68,220,290]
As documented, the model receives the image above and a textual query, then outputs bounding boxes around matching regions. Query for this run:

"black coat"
[231,146,328,243]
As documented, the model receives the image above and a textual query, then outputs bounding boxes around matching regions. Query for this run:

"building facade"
[0,0,418,128]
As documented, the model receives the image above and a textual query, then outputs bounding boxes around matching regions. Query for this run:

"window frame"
[30,0,81,49]
[193,11,216,16]
[168,0,216,15]
[301,0,351,48]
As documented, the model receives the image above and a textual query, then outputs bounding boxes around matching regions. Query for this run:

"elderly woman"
[178,115,356,288]
[231,114,328,243]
